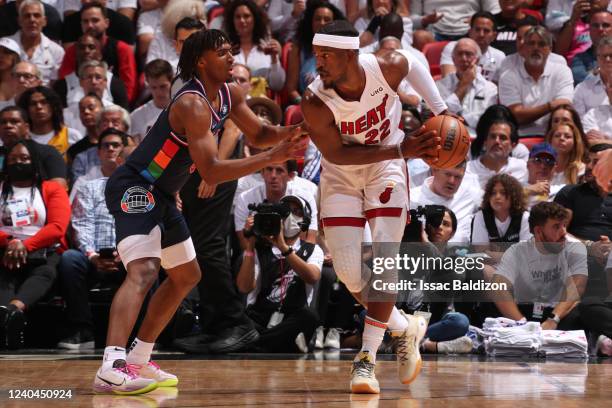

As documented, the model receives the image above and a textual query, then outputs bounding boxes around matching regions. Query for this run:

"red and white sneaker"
[134,361,178,387]
[93,359,158,395]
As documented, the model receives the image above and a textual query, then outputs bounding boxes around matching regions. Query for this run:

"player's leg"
[128,212,199,387]
[365,162,427,385]
[94,227,163,395]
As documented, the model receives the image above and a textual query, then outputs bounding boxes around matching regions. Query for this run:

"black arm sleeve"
[110,75,129,109]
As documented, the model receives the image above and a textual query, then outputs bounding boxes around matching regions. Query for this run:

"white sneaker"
[314,326,325,349]
[390,311,427,384]
[324,328,341,349]
[93,359,158,395]
[350,351,379,394]
[134,361,178,387]
[437,336,473,354]
[295,332,308,353]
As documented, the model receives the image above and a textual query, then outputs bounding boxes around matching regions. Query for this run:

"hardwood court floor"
[0,353,610,407]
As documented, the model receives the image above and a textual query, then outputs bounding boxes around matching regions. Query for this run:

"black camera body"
[402,205,446,242]
[246,200,291,237]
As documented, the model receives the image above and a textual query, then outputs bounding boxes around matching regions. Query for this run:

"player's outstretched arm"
[302,90,439,164]
[377,49,448,116]
[228,83,306,147]
[171,94,307,184]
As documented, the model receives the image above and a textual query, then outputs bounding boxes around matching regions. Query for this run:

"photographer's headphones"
[281,195,312,232]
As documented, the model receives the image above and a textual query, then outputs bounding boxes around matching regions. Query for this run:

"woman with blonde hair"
[545,122,585,185]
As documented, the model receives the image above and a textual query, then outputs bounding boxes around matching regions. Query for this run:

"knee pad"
[324,226,369,293]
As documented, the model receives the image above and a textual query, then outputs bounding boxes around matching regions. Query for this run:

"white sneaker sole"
[399,316,427,384]
[350,380,380,394]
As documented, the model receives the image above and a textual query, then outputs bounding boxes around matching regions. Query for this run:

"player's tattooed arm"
[227,83,306,148]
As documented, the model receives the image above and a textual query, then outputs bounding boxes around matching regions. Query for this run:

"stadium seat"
[520,136,545,150]
[422,41,449,79]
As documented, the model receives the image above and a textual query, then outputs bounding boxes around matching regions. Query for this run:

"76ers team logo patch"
[121,186,156,213]
[379,181,395,204]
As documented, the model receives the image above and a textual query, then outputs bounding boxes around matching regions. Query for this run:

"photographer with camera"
[235,161,318,251]
[236,195,323,352]
[398,206,473,354]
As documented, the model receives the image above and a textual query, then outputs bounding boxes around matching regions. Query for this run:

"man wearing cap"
[301,20,451,393]
[6,0,64,85]
[247,96,283,127]
[0,38,21,110]
[524,142,564,209]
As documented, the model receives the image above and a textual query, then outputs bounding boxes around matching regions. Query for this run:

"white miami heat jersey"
[309,53,404,171]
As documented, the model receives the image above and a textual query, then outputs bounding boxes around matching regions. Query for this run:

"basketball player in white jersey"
[301,20,451,394]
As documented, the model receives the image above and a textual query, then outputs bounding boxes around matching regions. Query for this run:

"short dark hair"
[144,59,174,82]
[472,105,519,158]
[174,17,205,39]
[177,29,231,81]
[318,19,359,37]
[589,142,612,153]
[80,1,107,18]
[81,92,103,106]
[98,127,129,148]
[470,11,496,30]
[528,202,568,233]
[0,106,28,122]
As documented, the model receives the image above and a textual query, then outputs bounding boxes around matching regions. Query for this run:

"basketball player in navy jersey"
[301,21,454,393]
[93,29,306,395]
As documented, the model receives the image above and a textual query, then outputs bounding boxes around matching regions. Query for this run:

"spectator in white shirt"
[471,173,532,244]
[436,38,498,136]
[410,160,482,243]
[0,38,21,110]
[11,61,42,102]
[355,0,413,49]
[135,0,165,64]
[467,106,528,188]
[499,25,574,137]
[224,0,286,92]
[130,59,172,144]
[147,11,206,71]
[440,11,506,82]
[7,0,64,85]
[494,22,567,83]
[574,35,612,116]
[582,70,612,142]
[545,122,586,185]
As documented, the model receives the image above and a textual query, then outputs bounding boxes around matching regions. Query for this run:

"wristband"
[396,142,403,159]
[550,313,561,324]
[281,247,294,257]
[243,250,255,258]
[366,15,382,34]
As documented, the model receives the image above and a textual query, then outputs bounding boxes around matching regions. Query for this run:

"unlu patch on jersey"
[339,94,389,135]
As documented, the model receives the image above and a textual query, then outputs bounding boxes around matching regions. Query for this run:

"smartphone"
[99,248,116,259]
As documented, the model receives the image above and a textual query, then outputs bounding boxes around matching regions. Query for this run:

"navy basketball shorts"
[105,169,195,269]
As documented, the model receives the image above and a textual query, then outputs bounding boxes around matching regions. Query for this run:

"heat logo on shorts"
[120,186,155,214]
[379,182,395,204]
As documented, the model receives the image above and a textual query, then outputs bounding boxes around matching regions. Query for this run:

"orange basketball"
[422,115,470,169]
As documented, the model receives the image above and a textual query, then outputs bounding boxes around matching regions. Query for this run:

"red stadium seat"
[422,41,449,78]
[520,136,545,150]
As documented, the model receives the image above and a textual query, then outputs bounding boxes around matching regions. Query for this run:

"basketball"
[422,115,470,169]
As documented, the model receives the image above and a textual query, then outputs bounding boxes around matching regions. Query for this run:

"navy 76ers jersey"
[122,77,231,195]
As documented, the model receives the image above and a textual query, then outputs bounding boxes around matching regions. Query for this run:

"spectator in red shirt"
[0,139,71,349]
[58,3,137,104]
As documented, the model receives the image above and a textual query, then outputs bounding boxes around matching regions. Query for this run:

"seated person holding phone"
[236,195,323,353]
[55,141,132,350]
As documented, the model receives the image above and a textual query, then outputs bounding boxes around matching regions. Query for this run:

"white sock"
[103,346,126,367]
[126,338,155,366]
[387,307,409,332]
[357,316,387,364]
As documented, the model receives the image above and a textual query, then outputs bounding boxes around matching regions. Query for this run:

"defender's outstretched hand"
[401,126,441,161]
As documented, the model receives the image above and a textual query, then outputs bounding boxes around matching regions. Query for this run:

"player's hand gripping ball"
[422,115,470,169]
